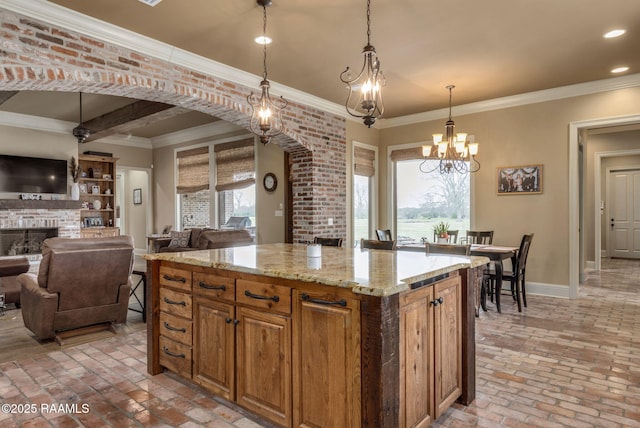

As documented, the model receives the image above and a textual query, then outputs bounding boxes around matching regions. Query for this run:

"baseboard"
[524,282,571,299]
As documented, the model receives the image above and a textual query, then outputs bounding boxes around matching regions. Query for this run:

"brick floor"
[0,258,638,427]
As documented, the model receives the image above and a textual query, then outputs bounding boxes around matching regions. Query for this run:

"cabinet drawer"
[159,336,192,378]
[236,279,291,315]
[160,288,193,319]
[160,265,192,292]
[193,272,235,302]
[160,312,192,346]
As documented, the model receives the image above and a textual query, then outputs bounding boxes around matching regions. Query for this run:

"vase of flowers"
[69,156,80,200]
[433,221,450,243]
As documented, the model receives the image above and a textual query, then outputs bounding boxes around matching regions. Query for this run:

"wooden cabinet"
[158,266,193,378]
[78,154,119,235]
[192,275,292,427]
[400,275,462,427]
[292,289,361,428]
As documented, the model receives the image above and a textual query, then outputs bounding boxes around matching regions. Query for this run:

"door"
[609,170,640,259]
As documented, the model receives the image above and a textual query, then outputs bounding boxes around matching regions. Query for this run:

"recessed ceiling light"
[254,36,272,45]
[611,66,629,74]
[603,29,626,39]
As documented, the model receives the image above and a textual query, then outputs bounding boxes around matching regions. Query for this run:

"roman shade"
[176,146,209,194]
[389,146,424,162]
[215,138,255,192]
[354,146,375,177]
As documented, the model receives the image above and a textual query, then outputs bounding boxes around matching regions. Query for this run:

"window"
[353,143,377,245]
[176,138,256,232]
[176,146,210,229]
[391,146,470,245]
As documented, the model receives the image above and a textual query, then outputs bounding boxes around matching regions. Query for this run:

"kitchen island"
[144,243,488,427]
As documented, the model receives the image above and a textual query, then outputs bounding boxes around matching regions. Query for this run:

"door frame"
[593,151,640,269]
[604,165,640,259]
[570,113,640,299]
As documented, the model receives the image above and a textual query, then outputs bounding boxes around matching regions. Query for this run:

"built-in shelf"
[0,199,82,210]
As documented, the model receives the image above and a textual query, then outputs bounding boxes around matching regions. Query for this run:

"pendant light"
[247,0,288,145]
[420,85,480,174]
[340,0,385,128]
[72,92,90,144]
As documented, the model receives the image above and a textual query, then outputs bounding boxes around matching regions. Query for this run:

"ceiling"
[1,0,639,139]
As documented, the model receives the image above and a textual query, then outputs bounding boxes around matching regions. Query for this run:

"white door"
[609,170,640,259]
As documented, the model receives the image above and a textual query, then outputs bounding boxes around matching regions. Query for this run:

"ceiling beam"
[0,91,18,105]
[82,100,189,142]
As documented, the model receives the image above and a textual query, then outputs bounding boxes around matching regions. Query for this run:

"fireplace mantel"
[0,199,82,210]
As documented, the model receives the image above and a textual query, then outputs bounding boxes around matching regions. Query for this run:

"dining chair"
[425,243,470,255]
[488,233,534,312]
[313,237,343,247]
[361,239,396,250]
[432,230,458,243]
[375,229,393,241]
[462,230,494,245]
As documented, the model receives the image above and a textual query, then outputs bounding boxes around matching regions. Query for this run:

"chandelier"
[420,85,480,174]
[340,0,385,128]
[247,0,288,145]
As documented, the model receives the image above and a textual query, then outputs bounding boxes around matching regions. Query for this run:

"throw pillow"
[168,230,191,248]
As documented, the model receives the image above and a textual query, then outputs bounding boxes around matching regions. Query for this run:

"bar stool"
[129,269,146,322]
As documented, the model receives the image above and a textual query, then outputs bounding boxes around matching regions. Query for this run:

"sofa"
[0,257,30,308]
[153,228,254,253]
[18,236,134,341]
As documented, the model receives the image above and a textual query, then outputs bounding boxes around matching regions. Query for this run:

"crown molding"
[377,73,640,129]
[0,0,348,121]
[0,110,69,133]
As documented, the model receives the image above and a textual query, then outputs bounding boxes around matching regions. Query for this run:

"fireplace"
[0,228,59,257]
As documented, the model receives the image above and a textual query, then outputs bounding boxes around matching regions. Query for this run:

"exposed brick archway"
[0,9,346,242]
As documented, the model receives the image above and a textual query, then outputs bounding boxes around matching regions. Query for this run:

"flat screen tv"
[0,154,68,194]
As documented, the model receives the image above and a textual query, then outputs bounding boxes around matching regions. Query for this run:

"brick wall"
[0,9,347,243]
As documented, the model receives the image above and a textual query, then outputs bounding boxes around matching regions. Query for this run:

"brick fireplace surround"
[0,7,347,243]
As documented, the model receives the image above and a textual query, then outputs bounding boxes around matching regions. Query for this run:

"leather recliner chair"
[18,236,134,341]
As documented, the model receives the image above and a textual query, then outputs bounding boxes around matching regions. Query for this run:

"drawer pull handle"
[199,281,226,291]
[431,297,444,307]
[244,290,280,303]
[163,296,186,306]
[163,274,186,283]
[163,346,185,359]
[163,321,186,333]
[301,293,347,307]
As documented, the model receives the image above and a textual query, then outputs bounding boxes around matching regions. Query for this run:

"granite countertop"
[143,243,489,297]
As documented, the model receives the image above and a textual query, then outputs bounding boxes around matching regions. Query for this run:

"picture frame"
[91,185,101,195]
[497,164,543,195]
[102,174,112,180]
[83,217,103,228]
[133,188,142,205]
[79,184,88,194]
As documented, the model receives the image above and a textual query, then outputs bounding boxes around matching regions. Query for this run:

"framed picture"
[91,185,101,195]
[91,167,102,179]
[83,217,103,227]
[133,188,142,205]
[497,165,543,195]
[79,183,88,194]
[102,174,112,180]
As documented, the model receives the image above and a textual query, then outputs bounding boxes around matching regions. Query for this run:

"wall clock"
[263,172,277,192]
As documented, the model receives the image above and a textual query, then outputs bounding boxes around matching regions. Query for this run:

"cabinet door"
[400,286,434,428]
[292,290,361,428]
[193,297,235,400]
[433,276,462,417]
[236,306,291,428]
